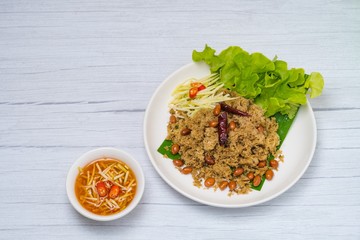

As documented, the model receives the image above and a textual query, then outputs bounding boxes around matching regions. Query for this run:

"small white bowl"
[66,147,145,221]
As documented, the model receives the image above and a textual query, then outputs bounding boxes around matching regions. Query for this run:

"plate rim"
[143,62,317,208]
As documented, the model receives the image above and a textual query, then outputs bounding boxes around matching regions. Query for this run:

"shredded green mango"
[169,74,236,117]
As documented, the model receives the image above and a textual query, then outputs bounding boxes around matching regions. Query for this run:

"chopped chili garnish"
[189,83,206,99]
[197,84,206,91]
[190,82,202,88]
[189,87,199,99]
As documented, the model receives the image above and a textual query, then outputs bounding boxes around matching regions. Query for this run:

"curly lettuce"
[193,45,324,118]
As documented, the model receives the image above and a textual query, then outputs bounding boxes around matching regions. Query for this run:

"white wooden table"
[1,0,359,239]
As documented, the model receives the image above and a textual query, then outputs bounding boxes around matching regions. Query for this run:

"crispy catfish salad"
[158,45,324,195]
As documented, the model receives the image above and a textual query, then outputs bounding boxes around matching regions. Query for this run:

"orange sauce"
[75,158,137,215]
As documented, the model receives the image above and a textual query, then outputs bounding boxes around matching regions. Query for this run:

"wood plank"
[0,0,359,238]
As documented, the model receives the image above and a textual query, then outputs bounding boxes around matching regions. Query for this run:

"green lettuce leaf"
[192,45,325,119]
[307,72,325,98]
[192,44,223,72]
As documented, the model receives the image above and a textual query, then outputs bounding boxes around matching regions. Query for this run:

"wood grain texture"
[0,0,359,239]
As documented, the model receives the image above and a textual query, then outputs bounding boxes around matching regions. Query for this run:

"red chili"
[197,84,206,91]
[109,185,122,199]
[189,82,206,99]
[96,181,108,197]
[189,87,198,99]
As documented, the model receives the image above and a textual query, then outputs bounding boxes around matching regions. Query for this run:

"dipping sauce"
[75,158,137,215]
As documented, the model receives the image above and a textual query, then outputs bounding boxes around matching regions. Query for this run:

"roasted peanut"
[229,121,236,130]
[257,125,264,133]
[253,175,262,187]
[173,159,184,167]
[180,128,191,136]
[257,161,266,168]
[204,177,215,187]
[265,169,274,180]
[219,181,228,191]
[209,120,218,128]
[228,181,237,191]
[171,144,180,155]
[247,172,255,180]
[233,168,244,176]
[205,155,215,165]
[181,167,193,174]
[170,115,176,124]
[213,104,221,116]
[270,159,279,169]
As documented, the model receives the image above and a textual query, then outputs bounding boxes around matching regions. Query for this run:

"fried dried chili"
[220,102,250,117]
[218,112,228,146]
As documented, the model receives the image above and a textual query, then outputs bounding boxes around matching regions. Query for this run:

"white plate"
[143,62,317,207]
